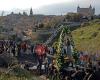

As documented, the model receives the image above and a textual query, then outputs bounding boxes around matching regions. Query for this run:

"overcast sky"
[0,0,96,10]
[0,0,99,15]
[0,0,73,10]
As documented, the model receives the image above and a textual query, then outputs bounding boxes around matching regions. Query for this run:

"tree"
[38,23,44,28]
[66,13,82,22]
[23,12,28,16]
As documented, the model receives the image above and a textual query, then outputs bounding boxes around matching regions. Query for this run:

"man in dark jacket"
[90,62,100,80]
[72,66,84,80]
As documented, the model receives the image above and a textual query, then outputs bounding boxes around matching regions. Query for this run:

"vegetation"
[72,19,100,54]
[0,68,42,80]
[65,13,82,22]
[52,25,78,70]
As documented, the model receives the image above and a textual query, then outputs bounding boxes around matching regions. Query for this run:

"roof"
[78,8,92,12]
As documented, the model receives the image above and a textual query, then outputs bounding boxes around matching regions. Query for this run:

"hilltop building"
[77,5,95,19]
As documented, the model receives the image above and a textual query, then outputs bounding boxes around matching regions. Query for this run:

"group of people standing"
[1,40,100,80]
[35,57,100,80]
[60,61,100,80]
[0,40,17,56]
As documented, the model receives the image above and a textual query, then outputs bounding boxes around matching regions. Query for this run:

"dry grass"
[72,19,100,54]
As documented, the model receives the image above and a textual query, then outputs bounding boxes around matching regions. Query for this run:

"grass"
[72,19,100,54]
[0,66,42,80]
[0,71,42,80]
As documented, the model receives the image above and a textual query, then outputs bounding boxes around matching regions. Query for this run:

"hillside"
[0,13,64,40]
[0,14,63,32]
[72,19,100,54]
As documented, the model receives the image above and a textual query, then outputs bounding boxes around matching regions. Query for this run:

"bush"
[12,67,32,78]
[98,28,100,31]
[81,22,90,27]
[91,32,98,38]
[80,30,84,35]
[0,54,18,68]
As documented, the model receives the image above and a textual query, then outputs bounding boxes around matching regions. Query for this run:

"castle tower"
[77,5,80,8]
[92,7,95,15]
[77,5,80,12]
[30,8,33,16]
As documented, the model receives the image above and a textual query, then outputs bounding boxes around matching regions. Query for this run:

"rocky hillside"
[72,19,100,54]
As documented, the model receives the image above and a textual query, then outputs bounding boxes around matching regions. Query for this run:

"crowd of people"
[0,40,54,56]
[0,40,17,56]
[43,60,100,80]
[0,40,100,80]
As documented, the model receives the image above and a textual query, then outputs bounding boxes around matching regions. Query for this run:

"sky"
[0,0,73,10]
[0,0,99,15]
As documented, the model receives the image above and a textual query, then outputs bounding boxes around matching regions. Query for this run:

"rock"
[40,75,49,80]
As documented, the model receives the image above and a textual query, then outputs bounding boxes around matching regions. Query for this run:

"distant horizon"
[0,0,100,15]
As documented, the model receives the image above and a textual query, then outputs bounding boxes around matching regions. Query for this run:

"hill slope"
[72,20,100,54]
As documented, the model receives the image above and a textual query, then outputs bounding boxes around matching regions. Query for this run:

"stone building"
[30,8,33,16]
[77,5,95,19]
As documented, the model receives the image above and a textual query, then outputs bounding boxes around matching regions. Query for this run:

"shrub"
[81,22,90,27]
[91,32,98,38]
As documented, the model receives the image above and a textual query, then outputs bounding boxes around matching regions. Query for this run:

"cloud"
[0,0,73,10]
